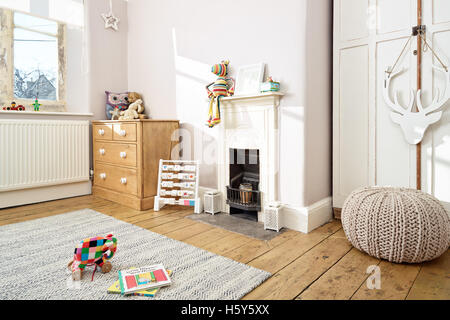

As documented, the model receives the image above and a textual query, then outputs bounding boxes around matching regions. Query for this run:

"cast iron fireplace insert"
[226,148,261,221]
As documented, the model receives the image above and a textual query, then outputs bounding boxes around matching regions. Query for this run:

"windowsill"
[0,110,93,117]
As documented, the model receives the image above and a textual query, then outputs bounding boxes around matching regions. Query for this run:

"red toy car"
[3,102,25,111]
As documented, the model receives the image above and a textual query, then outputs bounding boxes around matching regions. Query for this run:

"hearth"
[226,148,261,221]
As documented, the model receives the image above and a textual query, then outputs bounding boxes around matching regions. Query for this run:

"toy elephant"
[68,234,117,281]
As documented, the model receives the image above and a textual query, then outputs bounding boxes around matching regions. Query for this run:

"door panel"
[433,0,450,25]
[340,0,369,41]
[430,30,450,203]
[376,38,413,187]
[377,0,411,34]
[339,45,369,195]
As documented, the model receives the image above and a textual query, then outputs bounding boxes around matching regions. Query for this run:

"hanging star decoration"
[32,99,41,112]
[101,0,120,31]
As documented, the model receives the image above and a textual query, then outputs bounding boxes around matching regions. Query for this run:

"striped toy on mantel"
[205,60,235,128]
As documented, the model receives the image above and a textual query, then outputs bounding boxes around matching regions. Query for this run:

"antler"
[417,66,450,115]
[383,68,415,115]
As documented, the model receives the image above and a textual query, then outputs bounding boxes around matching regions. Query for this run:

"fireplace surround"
[217,93,283,222]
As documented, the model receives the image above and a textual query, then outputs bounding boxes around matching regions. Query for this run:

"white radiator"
[0,120,90,192]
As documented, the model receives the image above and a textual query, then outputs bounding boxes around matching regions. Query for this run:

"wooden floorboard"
[351,260,421,300]
[0,195,448,300]
[298,248,380,300]
[406,250,450,300]
[247,221,342,274]
[243,232,353,300]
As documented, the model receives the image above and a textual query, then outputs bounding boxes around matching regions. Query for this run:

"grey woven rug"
[0,209,270,300]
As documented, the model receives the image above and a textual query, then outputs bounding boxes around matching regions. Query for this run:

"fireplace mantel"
[217,92,283,222]
[221,92,284,105]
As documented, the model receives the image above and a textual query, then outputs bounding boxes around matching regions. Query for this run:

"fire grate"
[226,185,261,211]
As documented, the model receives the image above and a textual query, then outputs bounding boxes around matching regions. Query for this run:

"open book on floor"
[118,264,172,295]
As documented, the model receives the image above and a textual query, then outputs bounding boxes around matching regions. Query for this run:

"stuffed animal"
[105,91,129,120]
[128,92,145,114]
[205,60,235,128]
[109,107,121,120]
[68,234,117,281]
[119,99,142,120]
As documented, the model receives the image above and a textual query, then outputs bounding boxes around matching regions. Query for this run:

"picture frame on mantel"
[234,63,265,96]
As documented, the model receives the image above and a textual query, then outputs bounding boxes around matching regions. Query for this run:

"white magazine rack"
[154,160,202,214]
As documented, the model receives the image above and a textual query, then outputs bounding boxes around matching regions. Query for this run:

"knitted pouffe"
[342,187,450,263]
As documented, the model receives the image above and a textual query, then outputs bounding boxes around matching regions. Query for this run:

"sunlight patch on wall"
[172,27,215,125]
[0,0,30,12]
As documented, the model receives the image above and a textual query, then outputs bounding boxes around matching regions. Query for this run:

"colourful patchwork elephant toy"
[206,60,235,128]
[68,234,117,281]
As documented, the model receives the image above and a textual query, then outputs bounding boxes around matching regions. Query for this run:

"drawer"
[113,123,137,142]
[94,162,138,196]
[93,124,113,140]
[94,142,137,167]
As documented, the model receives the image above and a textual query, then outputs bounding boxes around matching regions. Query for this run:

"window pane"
[14,28,58,101]
[14,12,58,35]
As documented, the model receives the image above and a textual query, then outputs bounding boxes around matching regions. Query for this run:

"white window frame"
[0,8,67,112]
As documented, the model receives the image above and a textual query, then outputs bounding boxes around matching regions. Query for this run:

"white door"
[333,0,450,210]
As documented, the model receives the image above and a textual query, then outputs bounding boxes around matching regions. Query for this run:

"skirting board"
[0,181,92,209]
[199,186,333,234]
[282,197,333,233]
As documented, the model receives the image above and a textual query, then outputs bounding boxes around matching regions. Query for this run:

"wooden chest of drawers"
[92,120,179,210]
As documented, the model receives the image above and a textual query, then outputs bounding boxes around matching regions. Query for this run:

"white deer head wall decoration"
[383,66,450,145]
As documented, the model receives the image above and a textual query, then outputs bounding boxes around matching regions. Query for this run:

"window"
[13,12,59,101]
[0,8,67,112]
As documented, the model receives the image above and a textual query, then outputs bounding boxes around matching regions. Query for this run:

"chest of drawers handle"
[120,151,127,159]
[99,173,107,179]
[99,148,106,155]
[98,129,105,136]
[120,177,127,185]
[119,129,127,137]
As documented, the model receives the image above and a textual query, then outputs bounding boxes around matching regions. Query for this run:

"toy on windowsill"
[68,234,117,281]
[205,60,235,128]
[31,99,41,111]
[261,76,280,93]
[3,101,25,111]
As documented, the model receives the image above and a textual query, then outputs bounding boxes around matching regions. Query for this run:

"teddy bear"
[128,92,146,117]
[119,99,142,120]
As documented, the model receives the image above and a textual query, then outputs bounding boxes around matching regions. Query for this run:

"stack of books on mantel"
[108,264,172,297]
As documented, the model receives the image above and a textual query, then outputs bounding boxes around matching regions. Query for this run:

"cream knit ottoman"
[342,187,450,263]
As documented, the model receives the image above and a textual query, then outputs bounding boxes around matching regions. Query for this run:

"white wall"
[86,0,128,119]
[304,0,332,205]
[127,0,332,208]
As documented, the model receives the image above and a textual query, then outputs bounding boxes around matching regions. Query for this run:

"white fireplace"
[217,93,283,222]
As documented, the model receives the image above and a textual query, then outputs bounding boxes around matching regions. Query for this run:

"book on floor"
[108,269,172,297]
[118,264,172,295]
